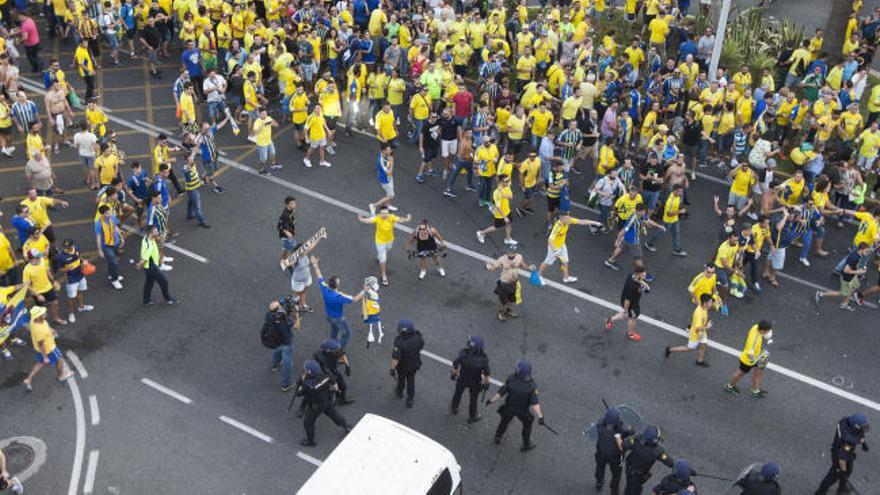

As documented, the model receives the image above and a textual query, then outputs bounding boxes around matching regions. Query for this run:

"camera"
[279,295,304,316]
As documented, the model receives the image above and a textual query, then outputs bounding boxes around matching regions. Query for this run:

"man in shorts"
[43,80,74,154]
[605,203,664,271]
[538,211,602,284]
[357,206,412,286]
[22,249,66,326]
[22,305,75,391]
[438,107,459,179]
[369,145,398,216]
[486,245,533,321]
[57,239,95,324]
[604,266,648,341]
[815,242,872,311]
[253,107,281,174]
[724,320,773,398]
[664,294,713,366]
[477,175,517,246]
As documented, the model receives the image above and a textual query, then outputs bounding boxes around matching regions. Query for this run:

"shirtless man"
[485,245,535,321]
[664,155,689,208]
[44,81,74,154]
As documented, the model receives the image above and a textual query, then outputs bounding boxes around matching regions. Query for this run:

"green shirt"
[140,237,160,268]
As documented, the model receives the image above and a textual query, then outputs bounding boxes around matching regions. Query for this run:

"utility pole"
[708,0,732,81]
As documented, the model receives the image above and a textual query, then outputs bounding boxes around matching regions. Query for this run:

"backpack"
[260,320,284,349]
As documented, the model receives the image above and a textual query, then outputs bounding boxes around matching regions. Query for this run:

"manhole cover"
[0,437,47,483]
[3,442,35,474]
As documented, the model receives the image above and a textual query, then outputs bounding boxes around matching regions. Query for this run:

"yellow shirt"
[492,185,512,218]
[86,107,108,137]
[529,109,553,137]
[688,271,717,303]
[732,72,752,93]
[614,194,642,220]
[561,96,582,121]
[23,263,53,294]
[95,154,120,185]
[714,241,738,270]
[0,101,12,128]
[717,111,735,135]
[305,113,327,141]
[647,17,669,44]
[519,158,541,188]
[515,55,536,81]
[853,212,878,247]
[598,145,617,175]
[548,219,571,250]
[841,111,863,140]
[243,80,258,111]
[409,93,431,120]
[289,93,309,124]
[661,193,682,224]
[375,110,397,141]
[507,114,525,140]
[371,214,398,244]
[699,88,723,107]
[730,167,756,197]
[475,145,499,177]
[20,197,55,228]
[740,324,763,366]
[29,319,57,355]
[74,45,95,77]
[858,129,880,158]
[0,232,14,272]
[688,305,709,342]
[253,118,274,146]
[179,92,196,123]
[387,78,406,106]
[26,133,44,159]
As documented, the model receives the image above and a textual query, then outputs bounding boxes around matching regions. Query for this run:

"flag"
[0,286,29,346]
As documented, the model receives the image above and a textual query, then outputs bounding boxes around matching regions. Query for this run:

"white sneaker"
[319,161,332,167]
[476,231,485,244]
[117,275,125,282]
[111,279,124,290]
[438,267,446,277]
[303,158,313,168]
[505,238,519,245]
[799,257,811,267]
[563,276,578,284]
[10,476,22,494]
[369,203,376,216]
[2,348,11,359]
[746,211,758,221]
[418,270,426,279]
[163,256,175,263]
[387,205,398,212]
[78,305,94,312]
[159,264,173,272]
[326,146,336,156]
[68,313,76,323]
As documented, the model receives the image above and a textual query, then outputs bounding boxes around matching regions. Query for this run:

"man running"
[477,174,517,246]
[604,266,649,342]
[369,145,398,215]
[724,320,773,398]
[665,294,713,366]
[538,211,602,284]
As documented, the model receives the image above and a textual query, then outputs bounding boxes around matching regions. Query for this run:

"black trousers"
[451,381,480,418]
[303,403,347,443]
[624,467,649,495]
[143,265,171,304]
[334,373,348,400]
[396,369,416,399]
[495,409,533,445]
[83,74,96,100]
[25,44,43,73]
[596,452,622,493]
[817,457,853,493]
[191,74,205,100]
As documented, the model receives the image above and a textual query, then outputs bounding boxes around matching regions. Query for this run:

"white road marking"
[83,450,100,494]
[120,225,210,264]
[140,378,194,404]
[219,416,274,443]
[66,351,88,379]
[134,120,171,134]
[295,451,323,467]
[25,75,880,413]
[88,395,100,426]
[0,437,48,483]
[64,370,87,495]
[420,349,503,387]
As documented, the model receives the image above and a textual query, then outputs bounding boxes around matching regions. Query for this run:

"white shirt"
[203,75,227,103]
[73,131,98,158]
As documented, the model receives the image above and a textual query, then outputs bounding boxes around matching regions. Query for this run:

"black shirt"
[624,436,673,475]
[297,371,333,409]
[438,116,459,141]
[421,120,441,150]
[497,373,538,415]
[392,331,425,372]
[277,207,296,239]
[640,161,664,192]
[265,310,293,346]
[139,25,161,49]
[842,250,863,282]
[682,119,702,146]
[453,348,490,386]
[620,274,644,308]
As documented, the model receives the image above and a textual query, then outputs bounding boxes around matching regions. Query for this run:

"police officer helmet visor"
[468,335,484,350]
[515,359,531,377]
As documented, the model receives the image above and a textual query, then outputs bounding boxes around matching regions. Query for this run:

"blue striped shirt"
[11,101,38,128]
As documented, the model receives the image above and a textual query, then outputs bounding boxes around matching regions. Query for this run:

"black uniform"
[314,349,350,403]
[623,436,673,495]
[735,471,781,495]
[595,419,634,494]
[652,472,694,495]
[493,373,539,447]
[392,330,425,404]
[817,417,867,494]
[296,371,349,445]
[451,347,490,420]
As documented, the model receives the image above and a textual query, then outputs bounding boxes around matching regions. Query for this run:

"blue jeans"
[478,176,494,203]
[598,204,611,226]
[207,100,227,123]
[447,158,474,191]
[410,118,425,145]
[800,225,824,260]
[102,245,119,281]
[271,344,293,387]
[327,315,352,349]
[186,189,206,224]
[648,220,682,252]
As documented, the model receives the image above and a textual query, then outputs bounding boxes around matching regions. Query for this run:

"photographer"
[266,299,300,392]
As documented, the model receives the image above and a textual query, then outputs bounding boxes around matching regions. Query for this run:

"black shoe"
[338,398,355,406]
[450,405,458,415]
[520,443,536,452]
[695,360,710,367]
[395,389,404,398]
[494,436,502,444]
[664,346,671,359]
[281,383,294,392]
[299,438,317,447]
[198,223,211,228]
[467,414,482,423]
[405,398,413,408]
[596,481,604,490]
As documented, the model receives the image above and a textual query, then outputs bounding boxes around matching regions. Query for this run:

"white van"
[297,413,462,495]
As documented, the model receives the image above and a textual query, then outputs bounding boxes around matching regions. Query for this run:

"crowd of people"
[1,0,879,492]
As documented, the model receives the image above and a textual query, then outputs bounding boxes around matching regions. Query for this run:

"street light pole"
[708,0,732,81]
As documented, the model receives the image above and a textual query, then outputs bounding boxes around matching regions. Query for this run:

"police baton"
[692,472,735,482]
[287,391,299,412]
[539,419,560,436]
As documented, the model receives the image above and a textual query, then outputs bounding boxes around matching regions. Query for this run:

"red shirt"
[21,17,40,47]
[452,90,473,119]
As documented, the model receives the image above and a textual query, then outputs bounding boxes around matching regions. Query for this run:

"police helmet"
[760,462,781,481]
[849,413,870,432]
[303,360,321,376]
[641,425,661,446]
[603,407,622,426]
[398,319,415,333]
[515,359,531,378]
[321,339,341,352]
[468,335,485,351]
[674,459,692,481]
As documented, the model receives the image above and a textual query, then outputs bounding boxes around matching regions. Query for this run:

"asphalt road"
[2,26,880,495]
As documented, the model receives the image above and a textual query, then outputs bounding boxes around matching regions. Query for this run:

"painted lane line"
[140,378,194,404]
[88,395,101,426]
[66,351,88,379]
[420,349,504,387]
[83,450,99,495]
[65,371,87,495]
[295,451,323,467]
[120,225,209,264]
[134,120,172,134]
[219,416,274,443]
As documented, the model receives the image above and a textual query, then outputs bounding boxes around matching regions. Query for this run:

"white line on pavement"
[83,450,100,495]
[420,349,503,387]
[88,395,101,426]
[120,225,209,264]
[134,120,171,134]
[30,76,880,413]
[140,378,194,404]
[219,416,274,443]
[295,451,323,467]
[65,371,86,495]
[66,351,88,379]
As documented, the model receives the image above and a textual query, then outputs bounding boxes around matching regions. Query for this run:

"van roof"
[297,413,460,495]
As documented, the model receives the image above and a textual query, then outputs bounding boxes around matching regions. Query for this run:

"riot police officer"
[314,339,354,405]
[486,359,544,452]
[595,407,635,493]
[652,459,696,495]
[623,426,674,495]
[733,462,781,495]
[450,335,491,423]
[296,360,350,447]
[816,414,870,494]
[390,319,425,408]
